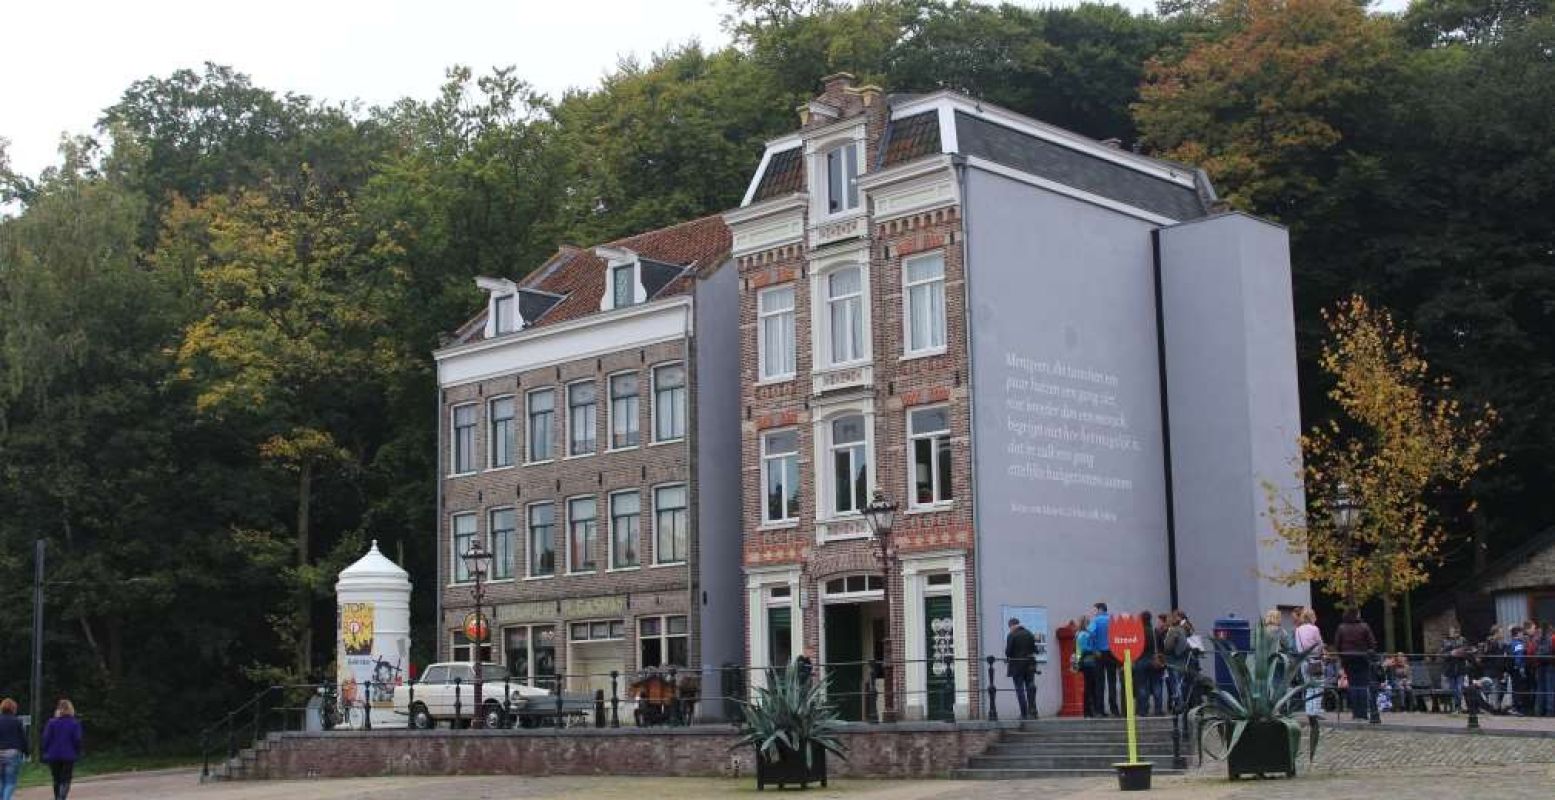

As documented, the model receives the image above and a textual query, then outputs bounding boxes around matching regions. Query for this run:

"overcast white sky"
[3,0,1407,180]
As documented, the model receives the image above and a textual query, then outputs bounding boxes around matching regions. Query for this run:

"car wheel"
[409,703,433,730]
[483,702,506,730]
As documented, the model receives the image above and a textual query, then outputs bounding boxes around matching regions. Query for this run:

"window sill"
[760,520,800,531]
[811,359,871,376]
[566,569,600,577]
[446,471,479,479]
[522,574,555,582]
[606,444,642,454]
[756,374,796,387]
[906,502,954,516]
[649,437,685,447]
[486,464,517,473]
[487,577,517,584]
[607,565,642,574]
[523,458,555,467]
[563,451,597,461]
[650,561,688,569]
[900,348,947,363]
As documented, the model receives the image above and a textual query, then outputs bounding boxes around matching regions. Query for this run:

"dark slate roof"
[751,146,804,202]
[955,111,1209,221]
[640,257,686,300]
[518,288,563,324]
[880,110,941,169]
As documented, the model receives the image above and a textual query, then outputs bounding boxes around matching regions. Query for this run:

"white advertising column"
[335,540,413,728]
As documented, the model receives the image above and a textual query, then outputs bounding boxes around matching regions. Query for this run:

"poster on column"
[1000,605,1049,664]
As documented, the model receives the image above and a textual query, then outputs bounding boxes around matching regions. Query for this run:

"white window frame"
[488,395,517,469]
[525,501,556,579]
[805,126,865,222]
[566,494,599,574]
[820,573,886,602]
[812,402,876,539]
[902,251,947,357]
[450,512,478,585]
[823,141,861,215]
[525,387,556,464]
[651,362,687,443]
[808,249,873,373]
[611,264,635,309]
[907,404,954,509]
[608,489,641,571]
[607,371,641,451]
[824,267,866,366]
[450,403,477,476]
[450,631,495,664]
[638,614,690,669]
[653,483,689,566]
[501,623,559,688]
[491,293,515,335]
[761,428,801,525]
[568,618,626,642]
[489,506,517,581]
[566,379,598,457]
[758,284,797,382]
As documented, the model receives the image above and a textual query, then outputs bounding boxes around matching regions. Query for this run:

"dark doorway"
[824,604,864,720]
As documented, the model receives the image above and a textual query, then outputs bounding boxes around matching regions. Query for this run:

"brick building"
[725,75,1309,720]
[431,215,743,718]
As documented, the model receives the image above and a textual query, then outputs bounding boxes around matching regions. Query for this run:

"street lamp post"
[1331,482,1361,611]
[462,539,493,728]
[862,490,899,723]
[1330,482,1378,723]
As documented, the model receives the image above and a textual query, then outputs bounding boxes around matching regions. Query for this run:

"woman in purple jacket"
[41,699,82,800]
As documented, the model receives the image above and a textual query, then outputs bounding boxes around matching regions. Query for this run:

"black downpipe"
[1151,229,1181,611]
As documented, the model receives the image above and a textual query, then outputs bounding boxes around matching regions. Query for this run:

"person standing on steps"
[1135,608,1164,716]
[1087,603,1120,716]
[41,698,82,800]
[0,698,27,800]
[1005,617,1038,719]
[1074,614,1100,718]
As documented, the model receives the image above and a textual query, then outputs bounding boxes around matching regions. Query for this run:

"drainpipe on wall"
[951,153,985,716]
[682,300,698,717]
[434,387,444,664]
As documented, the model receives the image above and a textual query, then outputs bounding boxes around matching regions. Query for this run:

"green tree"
[165,175,409,678]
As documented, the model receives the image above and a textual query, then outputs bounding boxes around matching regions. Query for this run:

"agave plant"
[1181,624,1322,765]
[732,667,848,768]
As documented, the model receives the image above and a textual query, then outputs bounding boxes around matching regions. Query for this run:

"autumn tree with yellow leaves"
[1268,296,1498,651]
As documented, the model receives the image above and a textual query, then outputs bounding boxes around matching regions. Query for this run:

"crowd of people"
[1006,601,1555,723]
[1020,600,1200,719]
[0,696,84,800]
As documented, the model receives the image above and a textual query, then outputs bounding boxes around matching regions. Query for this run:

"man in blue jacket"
[1087,603,1120,716]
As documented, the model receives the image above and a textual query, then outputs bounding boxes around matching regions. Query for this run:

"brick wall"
[439,337,700,676]
[249,723,1006,780]
[736,118,978,710]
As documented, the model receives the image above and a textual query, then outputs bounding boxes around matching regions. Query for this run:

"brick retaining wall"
[250,722,1008,780]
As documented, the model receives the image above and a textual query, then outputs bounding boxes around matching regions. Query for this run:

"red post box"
[1056,623,1084,717]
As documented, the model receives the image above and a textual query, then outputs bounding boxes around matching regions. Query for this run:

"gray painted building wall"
[965,168,1172,718]
[694,259,743,718]
[1157,213,1310,629]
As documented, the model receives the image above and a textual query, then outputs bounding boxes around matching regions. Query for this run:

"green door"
[824,604,864,720]
[925,595,956,721]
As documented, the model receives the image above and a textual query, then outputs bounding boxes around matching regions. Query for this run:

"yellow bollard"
[1123,649,1138,764]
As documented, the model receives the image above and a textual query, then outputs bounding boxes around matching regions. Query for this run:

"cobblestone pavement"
[20,728,1555,799]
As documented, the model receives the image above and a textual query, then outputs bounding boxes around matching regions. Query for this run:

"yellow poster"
[341,603,375,656]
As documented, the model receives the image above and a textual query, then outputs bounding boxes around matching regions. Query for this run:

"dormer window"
[492,294,515,334]
[612,264,635,309]
[825,142,860,214]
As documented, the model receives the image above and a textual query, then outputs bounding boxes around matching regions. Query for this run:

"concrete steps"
[952,717,1186,780]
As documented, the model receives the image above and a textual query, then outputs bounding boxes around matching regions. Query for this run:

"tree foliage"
[1,0,1552,750]
[1267,297,1497,647]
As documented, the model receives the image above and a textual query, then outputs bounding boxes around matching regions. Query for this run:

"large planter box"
[1227,720,1295,780]
[755,742,828,790]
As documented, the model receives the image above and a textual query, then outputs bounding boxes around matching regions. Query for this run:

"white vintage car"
[393,662,551,729]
